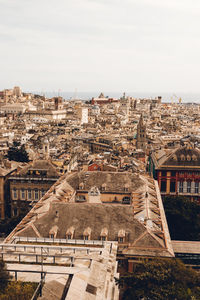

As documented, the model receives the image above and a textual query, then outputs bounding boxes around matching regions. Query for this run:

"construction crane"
[171,94,182,104]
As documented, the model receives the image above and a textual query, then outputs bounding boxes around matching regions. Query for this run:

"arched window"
[180,155,185,161]
[124,184,129,192]
[187,155,191,161]
[192,155,197,161]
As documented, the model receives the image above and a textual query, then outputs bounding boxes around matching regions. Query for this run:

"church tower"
[136,114,146,151]
[43,137,49,159]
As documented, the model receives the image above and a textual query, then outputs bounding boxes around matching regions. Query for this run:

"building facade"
[8,159,60,216]
[149,144,200,202]
[0,161,20,219]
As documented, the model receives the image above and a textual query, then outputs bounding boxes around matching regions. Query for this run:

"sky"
[1,0,200,94]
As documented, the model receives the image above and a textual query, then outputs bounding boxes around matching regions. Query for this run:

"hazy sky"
[1,0,200,93]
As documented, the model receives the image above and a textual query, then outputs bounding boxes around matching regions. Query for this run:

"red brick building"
[149,144,200,203]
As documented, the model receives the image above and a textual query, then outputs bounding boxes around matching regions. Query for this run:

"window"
[84,236,88,240]
[122,197,130,204]
[50,234,54,239]
[67,235,71,240]
[161,181,166,192]
[79,183,84,190]
[162,171,166,177]
[76,195,86,202]
[187,182,191,193]
[101,184,106,191]
[28,189,32,200]
[101,236,106,241]
[13,188,17,199]
[171,171,176,177]
[192,155,197,161]
[195,182,199,194]
[179,181,183,193]
[13,208,18,216]
[172,155,177,161]
[34,189,39,200]
[21,188,25,200]
[170,181,176,193]
[119,237,124,243]
[180,155,185,161]
[41,189,45,197]
[40,171,47,176]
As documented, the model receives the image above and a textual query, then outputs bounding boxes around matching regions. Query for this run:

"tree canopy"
[0,210,29,238]
[163,196,200,241]
[116,259,200,300]
[0,260,37,299]
[0,281,37,300]
[7,142,29,163]
[0,260,10,292]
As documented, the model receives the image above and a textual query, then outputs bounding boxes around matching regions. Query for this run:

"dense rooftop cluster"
[0,87,200,299]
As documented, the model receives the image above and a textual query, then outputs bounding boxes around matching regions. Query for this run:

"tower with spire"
[136,114,146,151]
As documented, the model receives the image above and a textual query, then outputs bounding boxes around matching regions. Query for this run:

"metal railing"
[0,243,104,255]
[0,251,93,266]
[11,236,106,246]
[31,279,45,300]
[8,269,46,281]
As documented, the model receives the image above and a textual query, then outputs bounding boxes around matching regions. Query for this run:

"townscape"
[0,86,200,299]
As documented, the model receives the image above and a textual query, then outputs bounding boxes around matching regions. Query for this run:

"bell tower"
[136,114,146,151]
[43,137,49,159]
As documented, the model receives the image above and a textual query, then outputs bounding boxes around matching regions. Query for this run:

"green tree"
[0,260,10,293]
[0,211,29,237]
[0,281,37,300]
[7,143,29,162]
[163,196,200,240]
[116,259,200,300]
